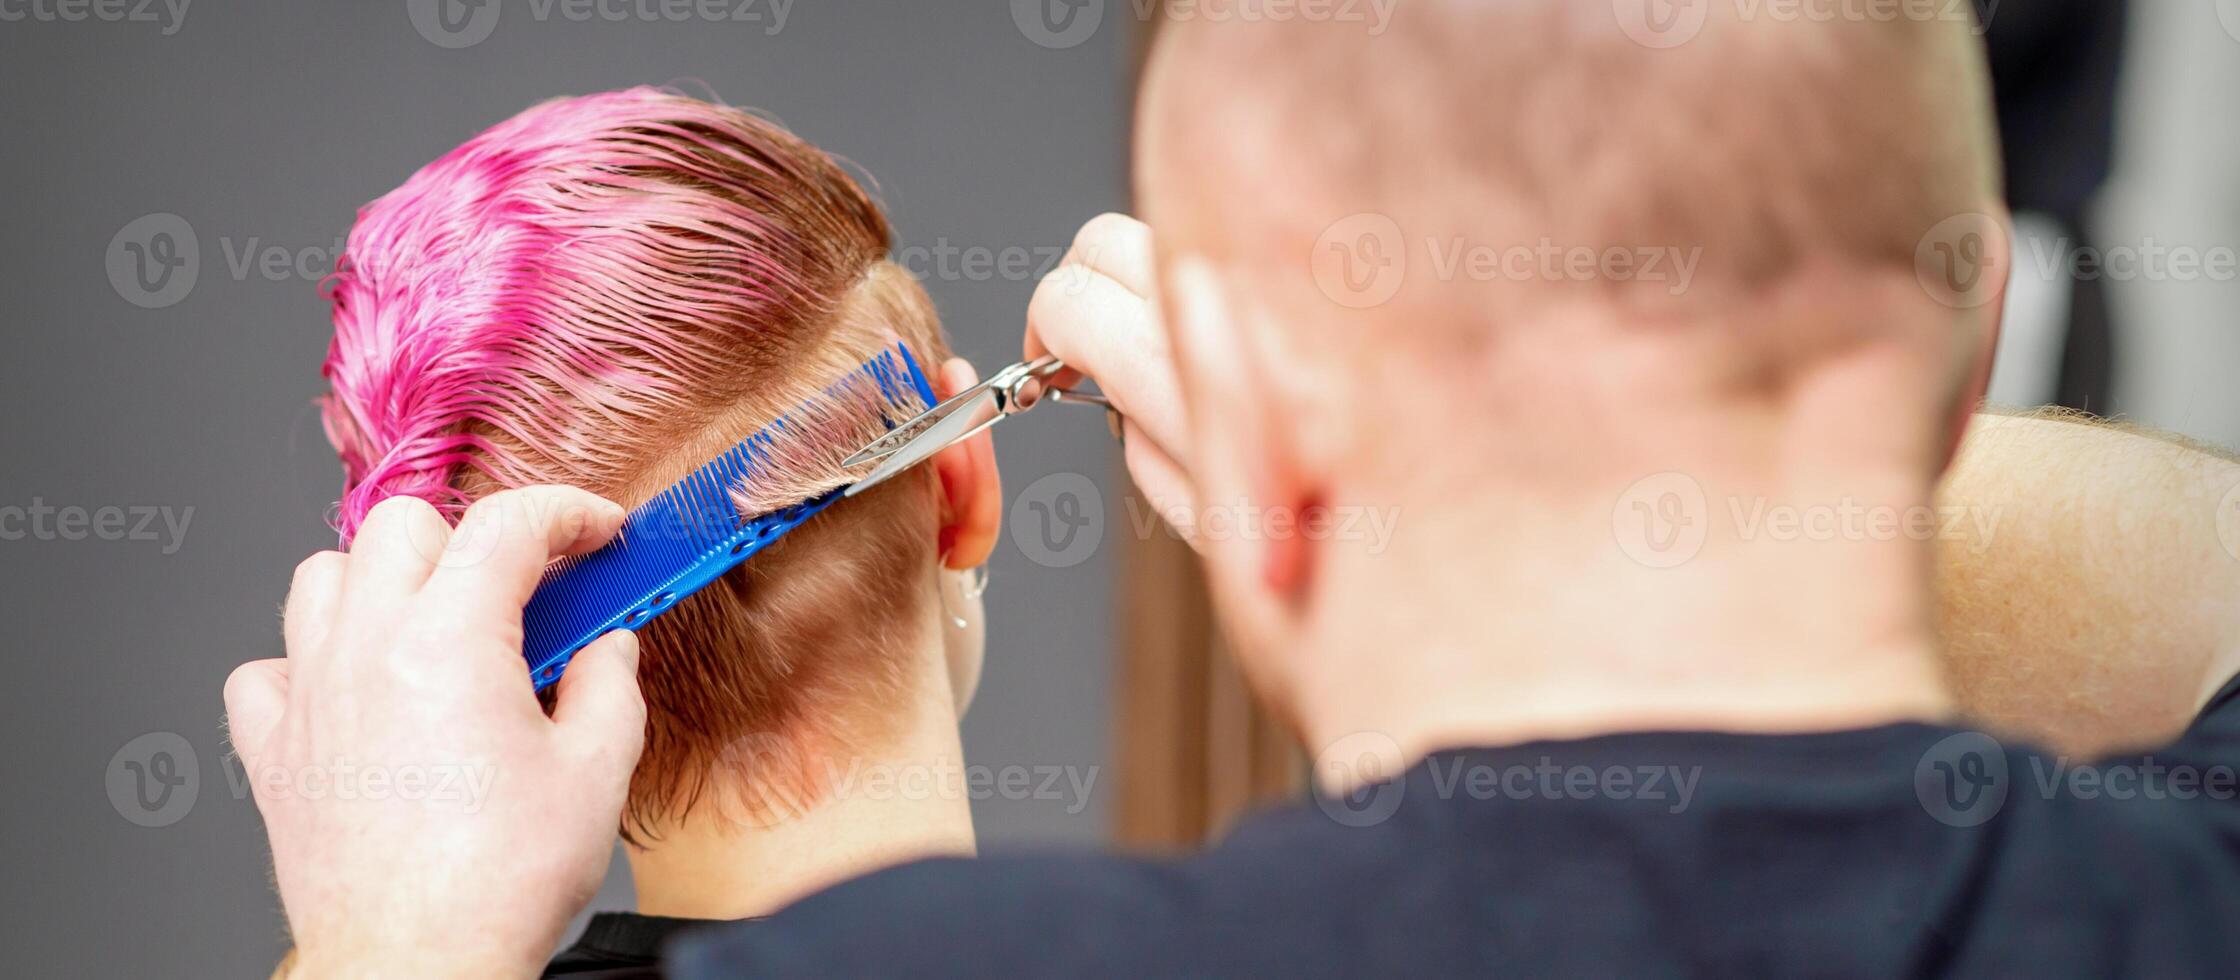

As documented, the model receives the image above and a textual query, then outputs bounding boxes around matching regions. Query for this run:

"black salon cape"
[546,913,721,978]
[655,677,2240,978]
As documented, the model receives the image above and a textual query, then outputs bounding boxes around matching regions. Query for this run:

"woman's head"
[319,88,999,836]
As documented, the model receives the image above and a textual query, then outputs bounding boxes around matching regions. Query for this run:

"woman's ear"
[931,356,1003,569]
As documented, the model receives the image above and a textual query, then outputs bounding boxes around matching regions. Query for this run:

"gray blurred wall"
[2101,3,2240,449]
[0,3,1131,975]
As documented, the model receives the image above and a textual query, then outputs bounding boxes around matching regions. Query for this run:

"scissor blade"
[842,389,1002,496]
[840,425,916,469]
[841,371,1002,468]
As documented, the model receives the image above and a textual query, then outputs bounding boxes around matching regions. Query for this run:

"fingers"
[1061,212,1156,298]
[1027,213,1157,391]
[553,631,647,773]
[347,496,452,598]
[223,658,290,774]
[1121,419,1203,553]
[283,550,347,653]
[423,486,627,617]
[1026,258,1190,462]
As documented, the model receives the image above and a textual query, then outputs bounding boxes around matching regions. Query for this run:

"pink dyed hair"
[317,88,951,834]
[322,86,917,541]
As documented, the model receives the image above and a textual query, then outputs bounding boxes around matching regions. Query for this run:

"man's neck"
[1295,455,1958,789]
[623,691,977,920]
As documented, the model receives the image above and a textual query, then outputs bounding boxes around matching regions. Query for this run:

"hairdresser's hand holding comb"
[224,487,645,980]
[1025,213,1202,546]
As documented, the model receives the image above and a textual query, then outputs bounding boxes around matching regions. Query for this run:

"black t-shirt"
[546,912,728,978]
[666,675,2240,978]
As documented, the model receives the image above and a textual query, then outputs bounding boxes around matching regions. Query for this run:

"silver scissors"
[842,355,1115,497]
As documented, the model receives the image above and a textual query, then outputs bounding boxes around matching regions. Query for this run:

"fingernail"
[595,501,628,537]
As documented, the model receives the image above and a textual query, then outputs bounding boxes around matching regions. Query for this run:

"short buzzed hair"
[1139,1,2003,338]
[320,88,946,835]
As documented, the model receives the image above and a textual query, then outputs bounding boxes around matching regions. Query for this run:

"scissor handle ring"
[997,355,1067,413]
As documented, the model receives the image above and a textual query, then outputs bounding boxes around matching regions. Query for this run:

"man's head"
[319,88,1000,835]
[1133,4,2007,725]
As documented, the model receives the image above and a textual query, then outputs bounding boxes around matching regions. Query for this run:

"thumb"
[223,658,289,775]
[554,630,647,775]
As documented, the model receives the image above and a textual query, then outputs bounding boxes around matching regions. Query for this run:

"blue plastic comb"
[519,341,937,690]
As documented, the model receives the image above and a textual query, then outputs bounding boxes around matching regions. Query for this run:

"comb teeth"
[518,341,938,690]
[723,344,939,518]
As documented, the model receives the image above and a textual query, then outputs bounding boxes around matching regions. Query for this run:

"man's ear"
[930,357,1003,569]
[1942,205,2012,473]
[1164,258,1315,606]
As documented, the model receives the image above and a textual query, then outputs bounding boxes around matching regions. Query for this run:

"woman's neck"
[624,687,977,920]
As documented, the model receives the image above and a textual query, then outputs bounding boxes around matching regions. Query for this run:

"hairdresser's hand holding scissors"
[224,487,647,980]
[1023,213,1203,543]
